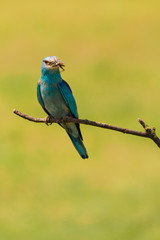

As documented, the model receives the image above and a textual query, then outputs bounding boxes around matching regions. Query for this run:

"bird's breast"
[40,80,70,118]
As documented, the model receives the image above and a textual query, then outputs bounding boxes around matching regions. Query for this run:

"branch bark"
[13,109,160,148]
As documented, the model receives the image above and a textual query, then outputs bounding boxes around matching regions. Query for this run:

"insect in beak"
[57,61,65,71]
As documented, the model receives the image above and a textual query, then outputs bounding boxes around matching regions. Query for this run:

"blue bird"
[37,56,88,159]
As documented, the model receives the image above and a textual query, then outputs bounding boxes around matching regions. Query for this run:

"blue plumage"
[37,56,88,159]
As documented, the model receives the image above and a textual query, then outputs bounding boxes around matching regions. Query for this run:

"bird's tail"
[67,133,88,159]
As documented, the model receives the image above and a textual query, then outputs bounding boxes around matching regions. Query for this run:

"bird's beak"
[51,61,65,71]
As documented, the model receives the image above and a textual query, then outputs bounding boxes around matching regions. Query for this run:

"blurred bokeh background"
[0,0,160,239]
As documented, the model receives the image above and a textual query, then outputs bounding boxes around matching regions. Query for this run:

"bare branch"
[13,109,160,148]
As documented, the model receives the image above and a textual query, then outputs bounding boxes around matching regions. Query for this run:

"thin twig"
[13,109,160,148]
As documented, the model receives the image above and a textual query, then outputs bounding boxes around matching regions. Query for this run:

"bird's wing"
[37,80,51,115]
[57,80,79,119]
[58,80,83,140]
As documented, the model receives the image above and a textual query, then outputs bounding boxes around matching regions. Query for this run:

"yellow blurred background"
[0,0,160,239]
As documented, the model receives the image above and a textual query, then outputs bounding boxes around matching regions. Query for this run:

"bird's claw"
[44,116,52,126]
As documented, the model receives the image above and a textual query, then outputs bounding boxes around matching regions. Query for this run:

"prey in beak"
[57,61,65,71]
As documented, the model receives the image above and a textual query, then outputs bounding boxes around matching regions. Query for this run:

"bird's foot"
[44,115,53,126]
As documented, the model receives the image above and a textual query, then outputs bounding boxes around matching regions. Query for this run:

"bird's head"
[41,56,65,75]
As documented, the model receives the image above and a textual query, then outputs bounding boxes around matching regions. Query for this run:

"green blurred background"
[1,0,160,239]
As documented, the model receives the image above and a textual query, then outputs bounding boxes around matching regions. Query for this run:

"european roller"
[37,56,88,159]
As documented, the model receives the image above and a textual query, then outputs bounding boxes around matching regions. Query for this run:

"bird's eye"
[44,60,50,65]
